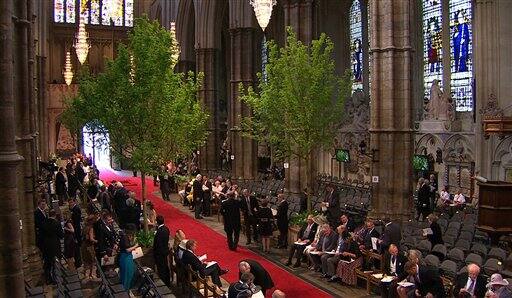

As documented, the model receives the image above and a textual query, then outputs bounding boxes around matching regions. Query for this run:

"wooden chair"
[186,265,206,297]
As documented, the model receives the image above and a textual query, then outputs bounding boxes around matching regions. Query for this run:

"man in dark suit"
[94,212,116,261]
[417,178,432,221]
[360,219,380,251]
[401,261,445,298]
[202,176,213,217]
[220,192,241,251]
[381,244,408,298]
[192,174,204,219]
[379,219,402,253]
[34,199,47,252]
[276,191,289,249]
[68,198,82,268]
[340,214,356,233]
[240,188,259,245]
[239,260,274,295]
[309,224,339,271]
[153,215,171,287]
[55,167,68,205]
[453,264,487,298]
[322,184,341,227]
[228,272,256,298]
[41,210,64,284]
[181,239,227,287]
[286,214,318,267]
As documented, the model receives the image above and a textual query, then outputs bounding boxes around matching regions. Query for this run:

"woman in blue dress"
[118,226,140,290]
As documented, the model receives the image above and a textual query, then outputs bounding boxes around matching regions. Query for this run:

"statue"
[426,79,452,121]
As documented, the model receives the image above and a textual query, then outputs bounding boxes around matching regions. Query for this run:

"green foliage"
[239,27,352,162]
[62,17,209,175]
[135,229,154,248]
[289,210,320,227]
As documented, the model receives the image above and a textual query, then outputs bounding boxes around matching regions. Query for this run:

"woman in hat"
[118,225,140,290]
[486,273,512,298]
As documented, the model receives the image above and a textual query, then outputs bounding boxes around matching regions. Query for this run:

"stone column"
[282,0,314,195]
[474,0,498,179]
[196,48,219,170]
[14,0,38,279]
[229,27,258,180]
[0,0,26,295]
[369,0,415,221]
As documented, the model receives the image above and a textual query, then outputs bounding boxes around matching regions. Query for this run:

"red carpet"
[100,169,331,298]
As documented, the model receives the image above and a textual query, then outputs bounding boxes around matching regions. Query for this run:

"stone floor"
[162,190,379,298]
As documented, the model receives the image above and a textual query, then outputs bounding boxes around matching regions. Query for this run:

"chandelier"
[74,16,90,64]
[170,22,180,64]
[63,51,73,85]
[249,0,277,31]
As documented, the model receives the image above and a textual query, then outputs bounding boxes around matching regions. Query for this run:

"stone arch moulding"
[492,135,512,181]
[443,134,474,163]
[415,133,443,156]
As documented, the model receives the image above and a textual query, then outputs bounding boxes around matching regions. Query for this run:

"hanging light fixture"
[249,0,277,31]
[63,51,73,85]
[74,16,90,64]
[170,22,180,64]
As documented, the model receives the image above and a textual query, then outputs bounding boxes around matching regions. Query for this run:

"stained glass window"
[349,0,363,92]
[66,0,76,23]
[423,0,443,101]
[54,0,65,23]
[450,0,473,112]
[54,0,133,27]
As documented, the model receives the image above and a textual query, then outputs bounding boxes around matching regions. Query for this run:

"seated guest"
[303,215,328,257]
[359,219,380,252]
[175,239,188,261]
[173,229,186,250]
[239,260,274,296]
[426,214,444,246]
[286,214,318,267]
[228,272,258,298]
[340,214,356,233]
[453,189,466,206]
[321,225,347,279]
[332,233,362,285]
[181,239,228,287]
[486,273,512,298]
[381,244,408,298]
[439,186,452,206]
[308,224,338,271]
[398,261,445,298]
[453,263,486,298]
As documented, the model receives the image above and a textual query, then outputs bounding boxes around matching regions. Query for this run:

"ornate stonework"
[479,93,504,118]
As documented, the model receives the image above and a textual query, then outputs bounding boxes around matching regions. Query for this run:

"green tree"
[239,27,351,211]
[62,17,209,230]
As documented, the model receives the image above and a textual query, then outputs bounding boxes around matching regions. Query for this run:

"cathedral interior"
[3,0,512,296]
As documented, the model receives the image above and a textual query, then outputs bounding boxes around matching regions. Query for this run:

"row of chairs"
[54,260,83,298]
[96,258,130,298]
[134,264,174,297]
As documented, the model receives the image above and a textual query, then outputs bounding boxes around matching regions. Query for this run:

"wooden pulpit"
[477,181,512,243]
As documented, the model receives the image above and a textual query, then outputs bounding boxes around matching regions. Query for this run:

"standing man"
[417,178,431,221]
[192,174,204,219]
[68,198,82,268]
[153,215,171,287]
[41,210,64,284]
[276,190,289,249]
[202,176,212,217]
[240,189,259,245]
[379,219,402,253]
[322,184,341,227]
[34,199,48,252]
[55,167,68,205]
[239,260,274,296]
[221,192,241,251]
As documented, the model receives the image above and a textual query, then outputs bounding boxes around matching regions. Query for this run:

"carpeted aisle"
[100,169,331,298]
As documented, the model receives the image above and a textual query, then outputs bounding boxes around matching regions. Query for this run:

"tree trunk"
[305,155,311,213]
[141,172,148,232]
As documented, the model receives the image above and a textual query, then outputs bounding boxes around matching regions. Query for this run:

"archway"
[82,126,111,168]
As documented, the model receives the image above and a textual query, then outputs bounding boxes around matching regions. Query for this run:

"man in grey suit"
[379,219,402,253]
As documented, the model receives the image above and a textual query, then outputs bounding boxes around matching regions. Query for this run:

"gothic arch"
[443,134,474,163]
[415,133,443,155]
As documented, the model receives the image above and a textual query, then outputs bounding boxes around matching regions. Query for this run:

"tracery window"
[422,0,474,112]
[349,0,363,92]
[54,0,133,27]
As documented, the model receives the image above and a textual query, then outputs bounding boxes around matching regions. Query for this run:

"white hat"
[487,273,509,287]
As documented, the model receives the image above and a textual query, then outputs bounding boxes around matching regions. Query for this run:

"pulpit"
[477,181,512,243]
